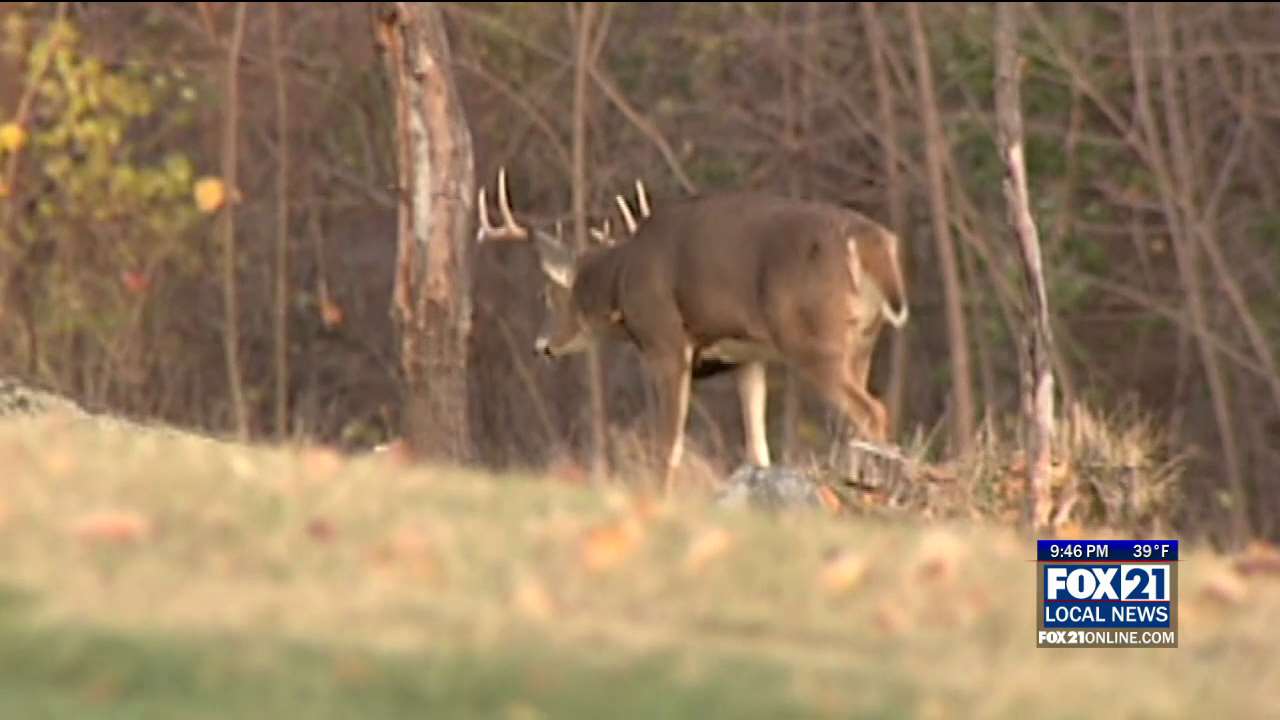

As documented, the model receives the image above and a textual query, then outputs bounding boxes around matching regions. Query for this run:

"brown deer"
[476,168,908,494]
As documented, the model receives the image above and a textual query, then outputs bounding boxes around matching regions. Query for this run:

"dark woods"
[1,3,1278,543]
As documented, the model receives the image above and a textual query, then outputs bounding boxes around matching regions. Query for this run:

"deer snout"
[534,337,553,357]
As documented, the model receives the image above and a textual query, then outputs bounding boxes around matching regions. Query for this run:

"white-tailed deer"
[476,169,909,494]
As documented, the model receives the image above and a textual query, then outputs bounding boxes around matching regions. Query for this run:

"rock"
[714,464,827,512]
[0,376,87,419]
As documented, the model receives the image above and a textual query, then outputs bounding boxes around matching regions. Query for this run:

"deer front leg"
[736,361,771,466]
[646,345,693,496]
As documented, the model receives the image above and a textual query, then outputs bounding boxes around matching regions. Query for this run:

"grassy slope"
[0,412,1277,719]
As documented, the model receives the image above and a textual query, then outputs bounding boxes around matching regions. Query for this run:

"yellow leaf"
[683,527,732,574]
[193,176,226,213]
[512,577,556,621]
[819,550,868,594]
[0,122,26,153]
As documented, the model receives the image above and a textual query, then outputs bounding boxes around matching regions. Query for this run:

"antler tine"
[635,179,650,218]
[615,194,638,234]
[589,218,616,247]
[497,166,526,235]
[476,166,529,242]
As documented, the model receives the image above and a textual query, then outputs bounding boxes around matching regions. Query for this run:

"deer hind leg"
[794,355,887,447]
[848,347,888,443]
[736,361,771,467]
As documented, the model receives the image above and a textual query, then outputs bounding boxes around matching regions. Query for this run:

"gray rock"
[714,464,827,512]
[0,376,87,419]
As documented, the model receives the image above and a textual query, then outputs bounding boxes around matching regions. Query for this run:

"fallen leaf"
[306,517,335,542]
[43,447,77,478]
[580,516,643,572]
[816,485,843,513]
[193,176,226,213]
[512,577,556,621]
[874,599,910,635]
[683,527,732,574]
[915,529,967,585]
[370,525,436,582]
[1054,522,1087,540]
[71,510,150,544]
[1200,568,1247,606]
[1234,542,1280,577]
[819,549,868,594]
[300,446,344,480]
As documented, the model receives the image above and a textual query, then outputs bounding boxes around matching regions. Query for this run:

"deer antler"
[634,179,650,218]
[589,218,616,246]
[614,194,638,234]
[476,166,529,242]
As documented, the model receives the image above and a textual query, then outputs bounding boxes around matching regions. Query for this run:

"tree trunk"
[220,2,249,441]
[270,1,290,440]
[994,2,1057,530]
[375,2,475,464]
[861,1,908,436]
[906,3,975,454]
[571,1,609,481]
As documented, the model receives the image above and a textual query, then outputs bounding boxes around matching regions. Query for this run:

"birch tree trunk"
[375,2,475,463]
[994,2,1056,529]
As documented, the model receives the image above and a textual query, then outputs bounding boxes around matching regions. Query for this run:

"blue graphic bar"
[1037,540,1178,562]
[1042,601,1172,628]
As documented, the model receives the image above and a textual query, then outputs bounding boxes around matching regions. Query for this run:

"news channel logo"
[1036,540,1179,648]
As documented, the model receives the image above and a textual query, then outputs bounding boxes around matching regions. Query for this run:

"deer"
[475,168,909,495]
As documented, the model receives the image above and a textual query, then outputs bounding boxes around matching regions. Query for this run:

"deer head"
[476,168,616,358]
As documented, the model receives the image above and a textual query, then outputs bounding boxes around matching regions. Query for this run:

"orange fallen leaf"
[874,599,910,635]
[71,510,150,544]
[300,446,344,480]
[370,525,436,582]
[819,549,868,594]
[1200,569,1247,606]
[580,517,643,572]
[1234,541,1280,577]
[816,484,843,513]
[512,577,556,621]
[684,527,732,574]
[43,447,77,478]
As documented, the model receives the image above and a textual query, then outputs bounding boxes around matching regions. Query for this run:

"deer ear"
[533,230,576,288]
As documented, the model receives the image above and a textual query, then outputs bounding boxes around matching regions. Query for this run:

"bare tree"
[270,1,290,439]
[906,3,974,453]
[375,2,476,463]
[994,2,1056,530]
[861,1,908,436]
[570,1,609,481]
[220,1,249,441]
